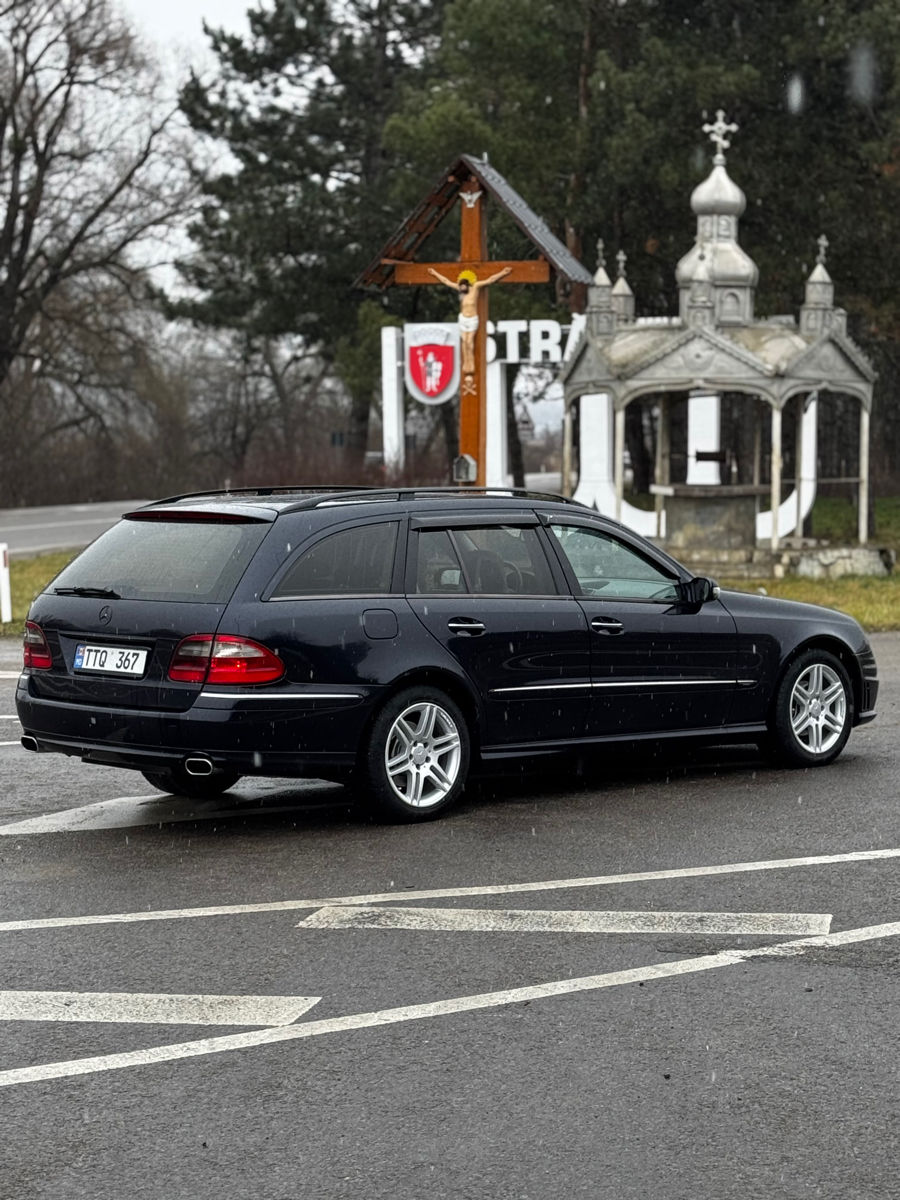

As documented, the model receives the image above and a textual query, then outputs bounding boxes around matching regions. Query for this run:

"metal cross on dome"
[702,109,739,162]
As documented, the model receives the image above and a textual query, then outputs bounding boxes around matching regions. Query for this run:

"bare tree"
[0,0,192,394]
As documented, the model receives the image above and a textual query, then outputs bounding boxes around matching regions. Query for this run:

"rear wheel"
[769,649,853,766]
[361,687,470,821]
[141,765,241,799]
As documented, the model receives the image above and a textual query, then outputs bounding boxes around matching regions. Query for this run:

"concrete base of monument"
[650,484,769,551]
[674,543,895,581]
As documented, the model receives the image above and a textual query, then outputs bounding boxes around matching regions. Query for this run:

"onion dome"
[676,111,758,325]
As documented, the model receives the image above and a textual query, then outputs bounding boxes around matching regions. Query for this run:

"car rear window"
[49,517,270,603]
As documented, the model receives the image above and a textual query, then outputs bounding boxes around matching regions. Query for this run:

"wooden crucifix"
[387,177,549,485]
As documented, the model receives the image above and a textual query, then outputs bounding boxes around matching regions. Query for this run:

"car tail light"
[168,635,284,686]
[168,635,215,683]
[23,621,53,670]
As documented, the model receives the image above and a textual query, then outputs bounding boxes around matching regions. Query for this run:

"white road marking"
[1,920,898,1089]
[0,671,21,680]
[2,846,898,934]
[0,991,319,1026]
[0,715,20,719]
[298,906,833,936]
[0,784,337,836]
[0,741,21,747]
[0,516,120,533]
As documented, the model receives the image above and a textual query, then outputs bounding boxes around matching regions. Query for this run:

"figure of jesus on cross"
[426,265,512,380]
[373,172,551,483]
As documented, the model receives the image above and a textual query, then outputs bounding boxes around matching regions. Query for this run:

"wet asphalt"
[1,634,899,1200]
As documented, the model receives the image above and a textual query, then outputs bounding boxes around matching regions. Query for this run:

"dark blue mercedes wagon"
[16,486,878,820]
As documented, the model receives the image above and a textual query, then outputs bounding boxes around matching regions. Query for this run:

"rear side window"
[415,525,556,595]
[49,518,270,603]
[272,521,398,598]
[416,530,466,593]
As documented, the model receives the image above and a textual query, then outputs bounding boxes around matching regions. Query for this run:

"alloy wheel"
[384,700,463,808]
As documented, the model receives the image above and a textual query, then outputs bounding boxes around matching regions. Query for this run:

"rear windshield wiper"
[54,586,122,599]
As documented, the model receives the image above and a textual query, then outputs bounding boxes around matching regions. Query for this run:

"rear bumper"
[15,680,373,778]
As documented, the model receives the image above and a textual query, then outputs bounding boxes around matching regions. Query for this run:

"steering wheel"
[503,561,523,592]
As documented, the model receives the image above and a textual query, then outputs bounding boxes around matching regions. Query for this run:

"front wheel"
[141,765,242,799]
[769,650,853,766]
[361,687,470,821]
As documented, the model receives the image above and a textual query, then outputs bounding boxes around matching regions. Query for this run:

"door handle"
[447,618,485,635]
[590,615,624,635]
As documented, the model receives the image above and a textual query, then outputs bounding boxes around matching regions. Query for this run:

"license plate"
[74,643,148,676]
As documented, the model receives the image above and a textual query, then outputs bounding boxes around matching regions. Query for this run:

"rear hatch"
[25,506,274,712]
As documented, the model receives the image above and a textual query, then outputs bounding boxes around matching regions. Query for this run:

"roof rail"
[138,484,588,512]
[140,485,373,508]
[298,486,587,510]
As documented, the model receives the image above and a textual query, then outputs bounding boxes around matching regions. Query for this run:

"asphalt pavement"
[1,635,899,1199]
[0,500,149,557]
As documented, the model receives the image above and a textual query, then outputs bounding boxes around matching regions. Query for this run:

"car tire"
[769,649,853,767]
[361,686,470,821]
[141,765,242,799]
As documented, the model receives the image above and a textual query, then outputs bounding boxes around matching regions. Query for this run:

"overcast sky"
[121,0,253,65]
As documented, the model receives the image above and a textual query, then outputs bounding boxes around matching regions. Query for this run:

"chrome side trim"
[199,692,363,701]
[490,683,591,694]
[491,679,753,695]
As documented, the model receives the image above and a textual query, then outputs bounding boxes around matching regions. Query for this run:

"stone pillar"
[562,396,574,497]
[686,391,721,485]
[770,405,782,552]
[614,405,626,522]
[859,404,870,546]
[794,398,804,540]
[485,359,508,487]
[654,396,670,538]
[572,392,613,504]
[381,325,405,472]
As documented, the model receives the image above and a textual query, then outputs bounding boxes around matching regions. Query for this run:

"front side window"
[272,521,398,598]
[550,524,679,601]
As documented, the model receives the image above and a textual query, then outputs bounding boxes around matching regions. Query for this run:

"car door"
[405,513,591,750]
[543,518,739,738]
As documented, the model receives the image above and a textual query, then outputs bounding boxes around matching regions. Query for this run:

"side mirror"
[676,576,720,606]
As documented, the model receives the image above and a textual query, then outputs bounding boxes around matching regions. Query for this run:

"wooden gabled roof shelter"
[355,153,592,292]
[356,154,591,486]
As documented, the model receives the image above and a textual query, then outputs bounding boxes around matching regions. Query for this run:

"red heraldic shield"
[404,324,460,406]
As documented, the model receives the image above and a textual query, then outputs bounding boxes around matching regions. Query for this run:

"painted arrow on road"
[296,907,833,936]
[0,991,320,1026]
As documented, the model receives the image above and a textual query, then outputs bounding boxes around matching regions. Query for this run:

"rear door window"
[415,530,467,593]
[414,524,556,595]
[271,521,399,598]
[49,517,270,603]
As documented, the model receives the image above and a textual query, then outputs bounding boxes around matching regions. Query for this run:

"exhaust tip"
[21,735,39,752]
[184,756,214,777]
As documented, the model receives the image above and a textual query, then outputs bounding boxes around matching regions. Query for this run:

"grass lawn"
[1,551,75,639]
[717,574,900,632]
[2,497,898,637]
